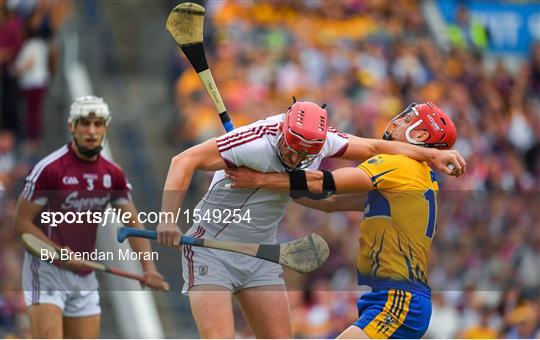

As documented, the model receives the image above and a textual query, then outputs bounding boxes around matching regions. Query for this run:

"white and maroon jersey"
[189,114,348,243]
[21,144,131,256]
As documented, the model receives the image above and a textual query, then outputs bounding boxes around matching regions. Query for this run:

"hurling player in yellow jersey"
[224,102,463,339]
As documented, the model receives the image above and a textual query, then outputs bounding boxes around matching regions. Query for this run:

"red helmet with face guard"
[383,102,457,149]
[278,101,328,168]
[277,101,328,168]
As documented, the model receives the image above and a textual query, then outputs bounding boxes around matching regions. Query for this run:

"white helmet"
[69,96,111,125]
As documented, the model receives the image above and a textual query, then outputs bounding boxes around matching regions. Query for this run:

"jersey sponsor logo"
[103,174,112,188]
[60,191,111,211]
[62,176,79,185]
[367,156,384,165]
[83,173,98,191]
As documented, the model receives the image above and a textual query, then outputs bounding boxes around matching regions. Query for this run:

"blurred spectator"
[447,6,489,54]
[427,293,460,338]
[0,0,23,135]
[0,136,28,337]
[0,130,27,198]
[0,1,69,337]
[503,301,539,338]
[0,130,16,180]
[458,306,499,339]
[529,43,540,96]
[516,229,540,289]
[14,10,50,150]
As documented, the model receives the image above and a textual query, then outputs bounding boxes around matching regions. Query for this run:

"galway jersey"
[21,144,132,256]
[356,154,439,297]
[192,114,349,243]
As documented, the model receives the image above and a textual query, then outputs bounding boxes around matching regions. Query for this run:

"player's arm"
[13,197,54,246]
[114,201,169,290]
[342,135,465,176]
[13,198,88,271]
[293,193,365,213]
[225,166,373,213]
[225,166,372,192]
[305,167,373,194]
[158,138,227,246]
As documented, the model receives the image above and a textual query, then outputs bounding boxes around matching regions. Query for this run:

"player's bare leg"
[63,314,100,338]
[337,325,370,339]
[189,285,235,338]
[235,285,292,338]
[27,304,63,338]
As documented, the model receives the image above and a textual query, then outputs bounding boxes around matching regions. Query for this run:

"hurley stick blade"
[279,233,330,274]
[165,2,205,46]
[21,233,59,262]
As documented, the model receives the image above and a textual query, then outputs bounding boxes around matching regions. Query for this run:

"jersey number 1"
[423,189,437,238]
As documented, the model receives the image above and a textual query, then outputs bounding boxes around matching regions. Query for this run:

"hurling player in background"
[156,98,464,338]
[225,102,461,339]
[13,96,168,338]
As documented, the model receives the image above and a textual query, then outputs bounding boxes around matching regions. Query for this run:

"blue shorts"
[353,289,431,339]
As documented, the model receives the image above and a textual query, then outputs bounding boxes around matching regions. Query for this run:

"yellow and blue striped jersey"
[356,154,439,296]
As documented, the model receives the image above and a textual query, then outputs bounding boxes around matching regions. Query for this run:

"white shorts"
[181,227,284,294]
[22,252,101,317]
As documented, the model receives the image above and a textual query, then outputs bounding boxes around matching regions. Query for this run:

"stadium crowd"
[170,1,540,338]
[0,0,70,337]
[1,0,538,338]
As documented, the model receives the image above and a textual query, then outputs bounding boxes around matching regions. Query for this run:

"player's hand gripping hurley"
[166,2,234,132]
[118,227,329,274]
[21,233,169,290]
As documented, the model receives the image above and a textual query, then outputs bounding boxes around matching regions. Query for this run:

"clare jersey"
[191,114,349,243]
[356,154,439,296]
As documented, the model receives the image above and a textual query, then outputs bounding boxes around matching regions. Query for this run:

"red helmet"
[383,102,457,149]
[278,100,328,168]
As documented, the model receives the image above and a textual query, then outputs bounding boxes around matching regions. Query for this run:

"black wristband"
[322,170,336,195]
[304,170,336,200]
[289,170,308,199]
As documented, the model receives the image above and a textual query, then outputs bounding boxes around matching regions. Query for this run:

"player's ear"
[68,122,75,133]
[411,129,430,142]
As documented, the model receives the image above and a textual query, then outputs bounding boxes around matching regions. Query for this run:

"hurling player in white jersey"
[156,99,465,338]
[13,96,168,338]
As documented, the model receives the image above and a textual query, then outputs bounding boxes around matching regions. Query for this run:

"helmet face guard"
[276,132,321,170]
[277,100,328,170]
[69,96,111,157]
[383,102,457,150]
[382,102,417,142]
